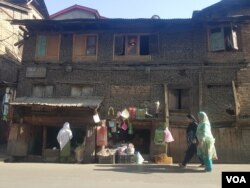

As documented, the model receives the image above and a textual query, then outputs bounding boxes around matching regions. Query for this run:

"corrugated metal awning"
[10,96,103,108]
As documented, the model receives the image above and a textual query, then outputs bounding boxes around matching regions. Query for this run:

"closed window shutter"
[73,34,86,57]
[168,90,178,110]
[44,86,53,97]
[114,35,125,56]
[181,89,189,110]
[149,34,158,54]
[47,35,60,60]
[36,35,47,58]
[210,30,225,51]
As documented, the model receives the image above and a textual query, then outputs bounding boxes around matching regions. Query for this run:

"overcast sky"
[44,0,221,19]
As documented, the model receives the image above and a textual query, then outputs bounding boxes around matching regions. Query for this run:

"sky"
[44,0,221,19]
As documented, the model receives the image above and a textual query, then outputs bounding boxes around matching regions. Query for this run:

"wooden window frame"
[113,34,151,61]
[168,88,190,112]
[70,86,94,97]
[208,24,239,52]
[72,34,98,62]
[35,34,61,62]
[32,85,54,98]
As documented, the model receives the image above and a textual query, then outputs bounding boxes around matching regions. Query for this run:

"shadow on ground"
[94,164,205,174]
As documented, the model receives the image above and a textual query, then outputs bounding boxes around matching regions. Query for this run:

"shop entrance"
[132,129,150,154]
[46,126,86,150]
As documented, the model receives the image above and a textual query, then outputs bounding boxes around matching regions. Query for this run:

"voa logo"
[226,176,247,184]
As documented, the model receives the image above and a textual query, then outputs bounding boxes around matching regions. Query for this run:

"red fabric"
[96,126,108,146]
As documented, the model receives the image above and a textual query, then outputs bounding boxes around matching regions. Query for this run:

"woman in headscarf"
[196,112,217,172]
[179,114,204,168]
[57,122,73,162]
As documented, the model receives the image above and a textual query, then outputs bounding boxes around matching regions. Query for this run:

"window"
[114,34,150,56]
[32,85,54,97]
[71,86,94,97]
[209,25,239,52]
[169,89,189,111]
[35,35,60,61]
[73,34,97,62]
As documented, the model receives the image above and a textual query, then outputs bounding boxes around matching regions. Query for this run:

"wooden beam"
[23,115,95,126]
[164,84,169,124]
[232,81,239,122]
[42,126,46,157]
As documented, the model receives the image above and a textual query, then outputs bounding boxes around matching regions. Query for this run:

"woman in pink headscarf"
[57,122,73,162]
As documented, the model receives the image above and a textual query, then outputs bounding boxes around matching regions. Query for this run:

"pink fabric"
[164,128,174,143]
[121,121,128,130]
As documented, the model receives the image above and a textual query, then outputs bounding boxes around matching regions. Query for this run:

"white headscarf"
[198,111,210,126]
[57,122,73,150]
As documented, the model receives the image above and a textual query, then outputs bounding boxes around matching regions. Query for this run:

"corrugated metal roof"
[10,96,103,108]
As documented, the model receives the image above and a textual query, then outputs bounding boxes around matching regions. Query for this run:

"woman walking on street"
[179,114,204,168]
[57,122,73,163]
[196,112,217,172]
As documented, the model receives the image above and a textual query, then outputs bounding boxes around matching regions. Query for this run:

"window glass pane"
[44,86,53,97]
[71,87,82,97]
[81,87,93,96]
[140,35,149,55]
[33,86,44,97]
[210,28,225,51]
[87,36,96,46]
[86,36,96,55]
[36,35,47,57]
[86,47,96,55]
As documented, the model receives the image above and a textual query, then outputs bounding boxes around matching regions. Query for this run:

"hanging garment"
[164,128,174,143]
[96,125,108,146]
[2,90,11,121]
[128,123,133,135]
[154,128,165,145]
[108,120,115,128]
[121,121,128,131]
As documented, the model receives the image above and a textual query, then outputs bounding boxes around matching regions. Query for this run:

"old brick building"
[0,0,48,144]
[7,0,250,163]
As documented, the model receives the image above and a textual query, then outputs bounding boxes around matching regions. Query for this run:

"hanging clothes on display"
[164,128,174,143]
[96,122,108,146]
[154,124,174,145]
[154,127,166,145]
[1,88,11,121]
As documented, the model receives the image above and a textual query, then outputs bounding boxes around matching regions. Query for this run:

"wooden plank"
[164,84,169,123]
[23,115,95,126]
[42,126,46,157]
[46,35,60,61]
[232,81,239,121]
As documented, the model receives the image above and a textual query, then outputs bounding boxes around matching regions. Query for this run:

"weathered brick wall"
[236,64,250,117]
[0,58,18,83]
[18,20,250,124]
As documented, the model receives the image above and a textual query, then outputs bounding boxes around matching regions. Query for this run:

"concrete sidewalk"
[0,162,249,188]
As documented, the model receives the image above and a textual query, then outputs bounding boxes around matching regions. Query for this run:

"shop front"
[7,96,103,163]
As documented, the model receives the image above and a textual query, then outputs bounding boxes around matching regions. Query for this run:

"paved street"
[0,162,249,188]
